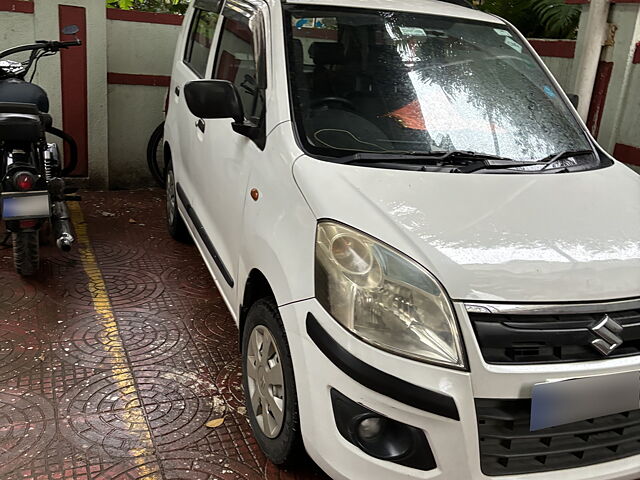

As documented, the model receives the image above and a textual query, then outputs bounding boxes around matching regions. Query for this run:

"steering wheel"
[310,96,356,111]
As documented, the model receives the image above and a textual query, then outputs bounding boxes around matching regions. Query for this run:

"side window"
[183,5,221,77]
[214,17,264,123]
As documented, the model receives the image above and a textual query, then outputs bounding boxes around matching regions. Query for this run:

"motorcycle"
[0,25,82,276]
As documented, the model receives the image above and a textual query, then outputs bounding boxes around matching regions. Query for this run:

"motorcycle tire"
[13,231,39,276]
[147,122,165,188]
[39,220,52,246]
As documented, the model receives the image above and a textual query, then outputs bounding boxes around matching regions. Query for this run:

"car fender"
[236,126,316,320]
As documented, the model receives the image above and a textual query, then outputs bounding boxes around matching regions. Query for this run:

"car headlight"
[315,221,464,369]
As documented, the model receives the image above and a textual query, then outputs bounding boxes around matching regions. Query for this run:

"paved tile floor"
[0,190,325,480]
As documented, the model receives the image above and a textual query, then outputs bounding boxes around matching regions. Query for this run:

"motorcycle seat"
[0,102,51,139]
[0,102,52,128]
[0,101,40,115]
[0,111,43,142]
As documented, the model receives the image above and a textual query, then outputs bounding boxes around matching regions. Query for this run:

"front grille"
[469,308,640,364]
[476,398,640,476]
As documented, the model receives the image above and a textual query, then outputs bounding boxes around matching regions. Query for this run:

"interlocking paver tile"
[0,418,57,476]
[0,190,325,479]
[58,408,155,458]
[56,309,189,368]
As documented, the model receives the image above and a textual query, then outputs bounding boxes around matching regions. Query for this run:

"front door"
[171,0,222,205]
[188,0,268,305]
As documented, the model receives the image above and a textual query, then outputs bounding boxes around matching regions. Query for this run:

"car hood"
[293,157,640,302]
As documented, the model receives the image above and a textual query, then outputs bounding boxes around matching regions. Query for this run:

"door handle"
[196,118,205,133]
[175,85,181,96]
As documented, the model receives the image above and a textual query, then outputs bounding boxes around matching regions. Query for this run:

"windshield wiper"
[460,149,597,173]
[536,150,595,171]
[428,150,512,162]
[341,150,547,173]
[341,150,518,166]
[339,149,596,173]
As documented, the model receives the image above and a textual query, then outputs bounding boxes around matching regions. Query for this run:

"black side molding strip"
[176,183,235,288]
[306,313,460,421]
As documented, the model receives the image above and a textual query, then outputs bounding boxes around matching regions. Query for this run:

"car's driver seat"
[308,42,345,98]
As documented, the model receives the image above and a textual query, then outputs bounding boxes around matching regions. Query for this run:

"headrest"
[292,39,303,63]
[309,42,345,66]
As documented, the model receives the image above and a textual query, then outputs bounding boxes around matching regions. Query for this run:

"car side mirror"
[567,93,579,108]
[62,25,79,36]
[184,80,244,123]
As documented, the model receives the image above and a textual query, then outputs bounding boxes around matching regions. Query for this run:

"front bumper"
[279,299,640,480]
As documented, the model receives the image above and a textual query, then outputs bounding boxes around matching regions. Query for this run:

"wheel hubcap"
[166,170,176,224]
[246,325,285,438]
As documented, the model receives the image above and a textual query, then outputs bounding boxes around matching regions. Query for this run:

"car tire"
[242,298,304,466]
[165,162,191,243]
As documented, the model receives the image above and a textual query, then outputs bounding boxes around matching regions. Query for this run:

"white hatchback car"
[164,0,640,478]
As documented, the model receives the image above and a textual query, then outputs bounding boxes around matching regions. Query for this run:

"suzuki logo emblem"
[590,315,624,355]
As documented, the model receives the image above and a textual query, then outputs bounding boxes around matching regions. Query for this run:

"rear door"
[186,0,269,305]
[169,0,222,198]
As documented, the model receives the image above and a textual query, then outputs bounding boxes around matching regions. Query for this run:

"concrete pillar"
[572,1,640,164]
[33,0,109,188]
[572,0,611,119]
[597,4,640,156]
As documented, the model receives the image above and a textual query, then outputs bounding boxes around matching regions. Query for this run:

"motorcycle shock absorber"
[43,143,60,181]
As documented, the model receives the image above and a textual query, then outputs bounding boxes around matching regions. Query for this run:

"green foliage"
[478,0,535,35]
[106,0,188,14]
[529,0,581,38]
[477,0,581,39]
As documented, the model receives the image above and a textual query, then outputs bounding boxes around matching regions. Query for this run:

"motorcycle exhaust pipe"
[51,201,74,252]
[57,232,73,252]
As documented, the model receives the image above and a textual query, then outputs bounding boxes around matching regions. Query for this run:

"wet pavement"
[0,190,326,480]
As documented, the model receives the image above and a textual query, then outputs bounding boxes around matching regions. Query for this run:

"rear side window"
[214,18,264,123]
[184,3,221,77]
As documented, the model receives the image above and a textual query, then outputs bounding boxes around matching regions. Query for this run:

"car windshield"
[284,6,596,166]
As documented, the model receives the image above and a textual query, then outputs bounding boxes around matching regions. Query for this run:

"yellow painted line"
[68,202,159,476]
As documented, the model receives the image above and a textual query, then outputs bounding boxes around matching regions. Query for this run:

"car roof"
[279,0,505,24]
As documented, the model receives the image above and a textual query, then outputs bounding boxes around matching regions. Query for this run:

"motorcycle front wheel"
[13,231,39,276]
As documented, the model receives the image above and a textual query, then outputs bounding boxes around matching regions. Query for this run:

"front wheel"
[242,299,304,466]
[13,231,39,276]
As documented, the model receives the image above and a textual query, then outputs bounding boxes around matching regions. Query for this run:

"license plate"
[530,371,640,431]
[1,191,50,220]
